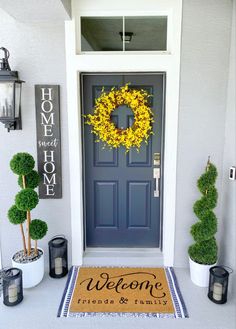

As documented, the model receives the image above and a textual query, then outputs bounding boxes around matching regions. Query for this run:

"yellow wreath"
[85,84,154,152]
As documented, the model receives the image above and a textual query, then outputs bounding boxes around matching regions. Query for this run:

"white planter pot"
[189,257,216,287]
[12,248,44,289]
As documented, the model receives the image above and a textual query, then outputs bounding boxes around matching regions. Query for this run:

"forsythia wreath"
[85,84,154,152]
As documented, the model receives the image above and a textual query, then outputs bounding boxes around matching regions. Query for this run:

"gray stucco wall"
[175,0,233,267]
[0,8,71,267]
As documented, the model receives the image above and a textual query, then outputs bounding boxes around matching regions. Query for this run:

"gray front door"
[82,73,165,248]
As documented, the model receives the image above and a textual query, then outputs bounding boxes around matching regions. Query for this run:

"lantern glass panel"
[14,82,22,118]
[2,268,23,306]
[0,82,14,118]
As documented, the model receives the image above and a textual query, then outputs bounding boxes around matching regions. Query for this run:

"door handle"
[153,168,160,197]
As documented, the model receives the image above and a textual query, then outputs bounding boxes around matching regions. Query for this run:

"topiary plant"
[8,205,27,254]
[10,152,35,176]
[188,157,218,265]
[18,170,40,189]
[8,152,48,257]
[29,220,48,255]
[15,188,39,211]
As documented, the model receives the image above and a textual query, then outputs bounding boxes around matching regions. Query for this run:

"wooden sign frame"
[35,85,62,199]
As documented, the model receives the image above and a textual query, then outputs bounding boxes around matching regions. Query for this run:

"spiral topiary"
[15,188,39,211]
[18,170,40,189]
[10,152,35,176]
[188,158,218,265]
[8,205,26,225]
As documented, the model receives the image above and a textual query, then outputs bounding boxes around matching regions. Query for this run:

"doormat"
[57,266,188,318]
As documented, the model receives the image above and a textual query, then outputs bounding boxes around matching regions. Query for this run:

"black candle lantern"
[2,268,23,306]
[49,236,68,278]
[208,266,230,304]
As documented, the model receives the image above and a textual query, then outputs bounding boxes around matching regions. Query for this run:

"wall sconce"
[0,47,24,132]
[119,32,134,43]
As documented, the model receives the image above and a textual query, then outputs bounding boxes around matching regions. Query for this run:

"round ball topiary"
[18,170,40,189]
[29,219,48,240]
[15,188,39,211]
[8,205,26,225]
[10,153,35,176]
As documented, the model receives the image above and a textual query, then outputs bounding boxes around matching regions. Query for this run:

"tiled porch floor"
[0,268,235,329]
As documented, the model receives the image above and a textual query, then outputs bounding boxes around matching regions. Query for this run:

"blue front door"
[82,73,165,247]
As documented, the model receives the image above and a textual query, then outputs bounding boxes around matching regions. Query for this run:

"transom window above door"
[80,16,168,52]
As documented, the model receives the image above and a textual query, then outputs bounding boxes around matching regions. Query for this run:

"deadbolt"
[154,153,160,166]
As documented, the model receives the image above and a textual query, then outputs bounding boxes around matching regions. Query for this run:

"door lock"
[154,153,160,166]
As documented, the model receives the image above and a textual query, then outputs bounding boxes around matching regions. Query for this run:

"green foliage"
[8,205,26,225]
[188,160,218,265]
[15,188,39,211]
[193,187,218,218]
[190,212,217,242]
[18,170,40,189]
[193,198,210,218]
[29,219,48,241]
[8,152,48,255]
[10,153,35,176]
[197,163,217,193]
[188,238,218,265]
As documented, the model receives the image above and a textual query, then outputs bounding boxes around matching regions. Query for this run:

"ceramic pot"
[189,257,217,287]
[12,248,44,289]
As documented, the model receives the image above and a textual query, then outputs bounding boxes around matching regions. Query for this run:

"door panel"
[94,181,118,228]
[82,73,164,247]
[127,181,151,228]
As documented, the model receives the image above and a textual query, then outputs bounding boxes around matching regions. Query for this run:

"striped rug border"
[57,266,188,318]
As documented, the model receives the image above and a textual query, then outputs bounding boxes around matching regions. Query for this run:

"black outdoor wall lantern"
[0,47,24,132]
[49,235,68,278]
[208,266,231,304]
[2,268,23,306]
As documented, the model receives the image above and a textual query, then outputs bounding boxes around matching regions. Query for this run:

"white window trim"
[65,1,182,266]
[78,12,171,54]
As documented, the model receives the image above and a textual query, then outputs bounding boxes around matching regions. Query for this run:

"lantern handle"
[218,265,233,274]
[51,234,66,240]
[0,47,11,71]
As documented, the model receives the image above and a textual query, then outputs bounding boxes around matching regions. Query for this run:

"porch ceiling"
[0,0,71,23]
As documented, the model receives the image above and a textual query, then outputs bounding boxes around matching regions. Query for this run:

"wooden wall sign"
[35,85,62,199]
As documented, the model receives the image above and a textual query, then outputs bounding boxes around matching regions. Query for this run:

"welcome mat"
[57,266,188,318]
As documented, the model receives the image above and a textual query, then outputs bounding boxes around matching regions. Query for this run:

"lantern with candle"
[48,236,68,278]
[2,268,23,306]
[208,266,231,304]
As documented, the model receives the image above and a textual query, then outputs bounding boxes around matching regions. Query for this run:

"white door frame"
[65,3,182,266]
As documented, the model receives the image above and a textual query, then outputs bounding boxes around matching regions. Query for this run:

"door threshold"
[83,248,163,267]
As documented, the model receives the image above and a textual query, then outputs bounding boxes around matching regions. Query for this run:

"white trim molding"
[65,0,182,267]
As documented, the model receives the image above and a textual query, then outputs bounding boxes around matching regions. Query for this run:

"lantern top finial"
[0,47,11,71]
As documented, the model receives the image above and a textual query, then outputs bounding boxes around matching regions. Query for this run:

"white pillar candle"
[213,282,223,301]
[55,257,63,275]
[8,284,18,303]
